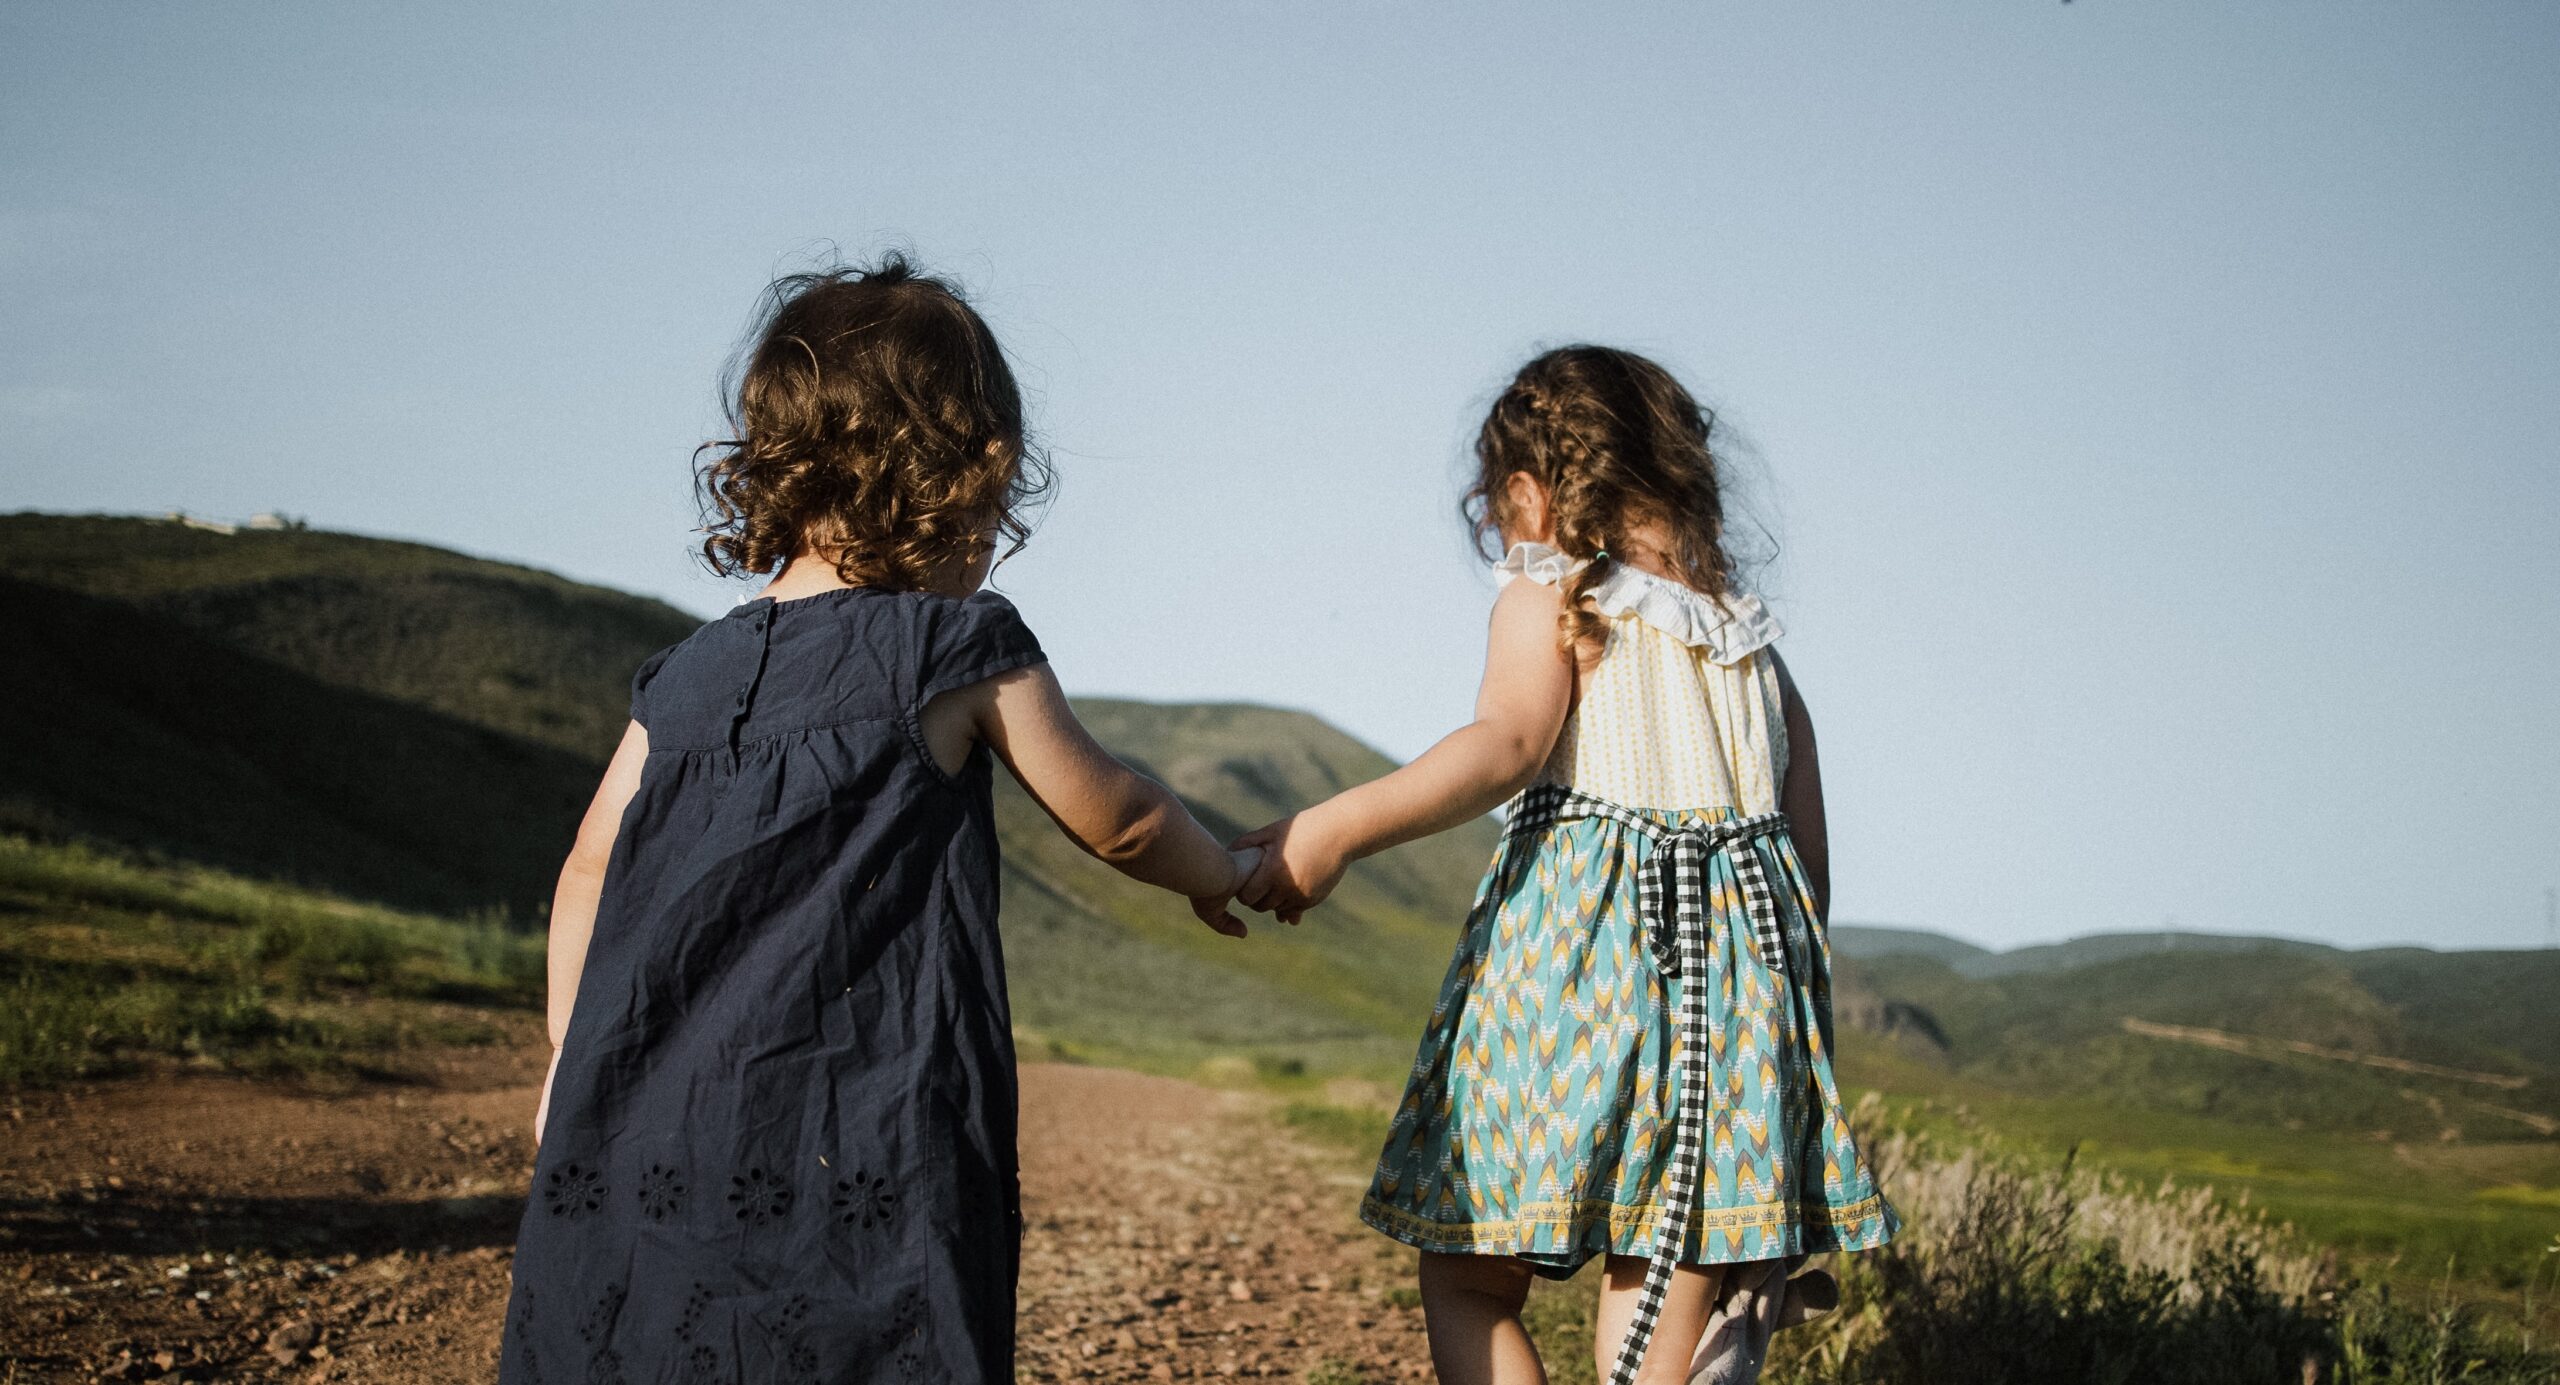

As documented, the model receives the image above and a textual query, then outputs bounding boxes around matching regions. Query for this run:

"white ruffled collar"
[1493,541,1782,665]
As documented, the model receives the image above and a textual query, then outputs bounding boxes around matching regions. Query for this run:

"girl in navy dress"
[501,256,1258,1385]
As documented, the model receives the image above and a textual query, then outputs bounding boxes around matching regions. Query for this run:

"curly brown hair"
[1463,345,1736,652]
[694,255,1050,590]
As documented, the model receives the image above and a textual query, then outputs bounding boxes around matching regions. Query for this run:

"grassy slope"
[1843,948,2560,1136]
[0,575,602,916]
[1834,1041,2560,1293]
[0,512,697,761]
[997,700,1494,1072]
[1956,928,2344,978]
[1829,923,1994,969]
[0,834,544,1085]
[0,512,1487,1072]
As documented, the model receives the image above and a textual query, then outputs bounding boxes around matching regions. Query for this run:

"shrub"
[1761,1130,2560,1385]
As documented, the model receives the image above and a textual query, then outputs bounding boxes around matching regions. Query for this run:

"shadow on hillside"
[0,574,596,920]
[0,1188,521,1258]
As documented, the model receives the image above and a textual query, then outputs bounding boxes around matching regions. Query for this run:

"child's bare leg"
[1418,1251,1546,1385]
[1593,1255,1724,1385]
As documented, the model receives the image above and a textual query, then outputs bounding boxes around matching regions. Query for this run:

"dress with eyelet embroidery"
[501,587,1045,1385]
[1358,543,1898,1382]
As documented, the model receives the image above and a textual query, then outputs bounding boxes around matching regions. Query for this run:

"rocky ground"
[0,1049,1435,1383]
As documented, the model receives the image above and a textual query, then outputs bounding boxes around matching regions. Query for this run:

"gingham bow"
[1637,816,1792,980]
[1497,784,1795,1385]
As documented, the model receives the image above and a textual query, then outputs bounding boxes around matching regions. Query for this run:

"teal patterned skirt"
[1359,804,1898,1273]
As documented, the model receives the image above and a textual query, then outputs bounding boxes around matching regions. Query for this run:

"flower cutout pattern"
[832,1169,897,1231]
[576,1282,625,1347]
[637,1164,687,1222]
[543,1162,606,1221]
[512,1292,546,1385]
[674,1282,713,1343]
[726,1166,791,1227]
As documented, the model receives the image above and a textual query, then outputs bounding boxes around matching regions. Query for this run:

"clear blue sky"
[4,2,2554,950]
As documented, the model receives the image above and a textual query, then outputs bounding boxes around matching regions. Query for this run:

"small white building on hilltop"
[164,510,236,535]
[161,509,307,534]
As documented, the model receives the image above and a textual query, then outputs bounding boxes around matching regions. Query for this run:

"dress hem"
[1358,1190,1898,1267]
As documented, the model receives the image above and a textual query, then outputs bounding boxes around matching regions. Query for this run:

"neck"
[761,549,985,601]
[758,553,859,603]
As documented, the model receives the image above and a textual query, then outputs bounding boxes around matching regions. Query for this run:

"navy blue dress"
[501,586,1046,1385]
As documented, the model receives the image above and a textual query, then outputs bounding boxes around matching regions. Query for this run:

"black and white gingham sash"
[1483,783,1793,1385]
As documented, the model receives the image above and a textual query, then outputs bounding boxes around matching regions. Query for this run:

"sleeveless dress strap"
[1492,542,1783,665]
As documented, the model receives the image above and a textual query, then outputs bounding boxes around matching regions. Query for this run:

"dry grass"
[1759,1098,2560,1385]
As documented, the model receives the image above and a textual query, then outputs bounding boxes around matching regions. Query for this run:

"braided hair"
[1463,346,1735,652]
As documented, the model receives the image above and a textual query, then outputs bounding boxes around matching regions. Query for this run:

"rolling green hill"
[1955,928,2343,979]
[1828,923,1993,969]
[0,512,696,761]
[1836,941,2560,1140]
[0,512,1491,1071]
[0,574,600,915]
[993,701,1496,1069]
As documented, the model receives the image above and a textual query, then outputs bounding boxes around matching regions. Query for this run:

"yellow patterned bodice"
[1495,542,1788,816]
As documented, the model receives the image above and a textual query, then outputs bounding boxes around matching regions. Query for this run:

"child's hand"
[1189,847,1260,939]
[1233,813,1347,925]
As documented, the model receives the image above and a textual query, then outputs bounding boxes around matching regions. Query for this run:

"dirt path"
[2119,1016,2534,1090]
[0,1050,1432,1383]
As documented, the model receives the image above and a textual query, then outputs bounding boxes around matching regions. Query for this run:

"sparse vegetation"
[1762,1133,2560,1383]
[1471,1111,2560,1385]
[1272,1084,2558,1383]
[0,834,543,1085]
[1838,1043,2560,1301]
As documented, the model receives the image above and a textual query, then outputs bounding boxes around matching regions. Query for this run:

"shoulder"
[932,589,1041,654]
[1486,541,1781,665]
[633,640,679,690]
[1487,542,1575,633]
[909,589,1047,698]
[627,613,732,724]
[1492,540,1581,589]
[1584,566,1780,665]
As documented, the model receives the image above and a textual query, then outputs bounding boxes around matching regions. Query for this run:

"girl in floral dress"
[1238,346,1896,1385]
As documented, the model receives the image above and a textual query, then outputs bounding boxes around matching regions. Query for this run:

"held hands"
[1230,811,1350,926]
[1191,809,1354,935]
[1189,847,1262,938]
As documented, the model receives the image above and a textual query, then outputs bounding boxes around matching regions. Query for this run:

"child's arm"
[958,663,1256,936]
[536,720,651,1143]
[1769,651,1831,923]
[1235,576,1575,921]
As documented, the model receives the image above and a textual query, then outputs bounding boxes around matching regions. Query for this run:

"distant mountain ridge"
[1831,938,2560,1140]
[1832,923,2377,978]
